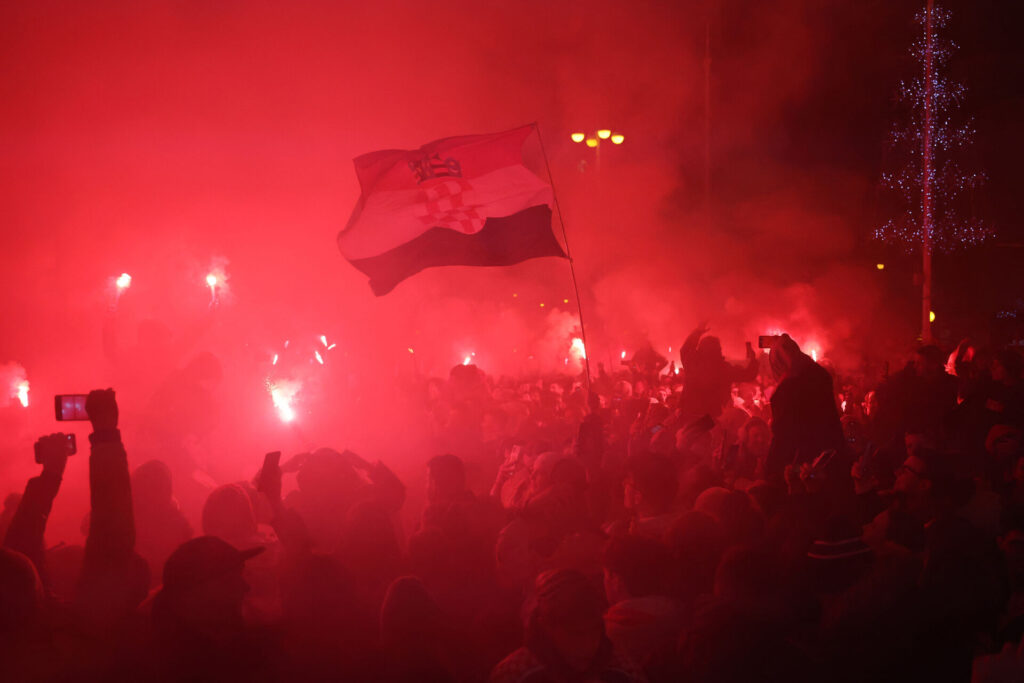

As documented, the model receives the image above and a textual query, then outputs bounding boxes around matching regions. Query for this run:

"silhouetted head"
[740,417,771,460]
[603,534,672,604]
[154,536,261,633]
[696,335,724,363]
[380,576,441,657]
[530,569,606,672]
[296,448,360,499]
[0,548,42,635]
[202,483,257,543]
[426,454,466,505]
[624,453,678,515]
[133,459,174,503]
[768,334,803,379]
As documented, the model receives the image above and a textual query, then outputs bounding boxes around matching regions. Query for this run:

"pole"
[921,0,934,343]
[704,18,712,232]
[533,122,594,392]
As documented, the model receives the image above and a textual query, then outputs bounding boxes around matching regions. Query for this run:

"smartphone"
[35,433,76,464]
[257,451,282,494]
[54,394,89,421]
[809,449,838,477]
[758,335,783,349]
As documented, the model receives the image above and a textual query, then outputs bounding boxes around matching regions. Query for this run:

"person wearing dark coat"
[765,334,843,480]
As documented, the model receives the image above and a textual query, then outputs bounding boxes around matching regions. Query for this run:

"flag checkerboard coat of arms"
[338,125,566,295]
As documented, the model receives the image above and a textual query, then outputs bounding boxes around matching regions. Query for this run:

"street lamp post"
[570,129,624,173]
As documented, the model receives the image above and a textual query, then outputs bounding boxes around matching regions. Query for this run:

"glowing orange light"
[585,138,598,148]
[408,348,415,354]
[539,302,545,307]
[610,134,624,144]
[929,311,936,323]
[876,263,885,270]
[570,133,585,143]
[563,298,569,304]
[597,129,611,139]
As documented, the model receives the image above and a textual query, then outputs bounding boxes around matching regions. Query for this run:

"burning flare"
[570,337,586,360]
[268,380,300,423]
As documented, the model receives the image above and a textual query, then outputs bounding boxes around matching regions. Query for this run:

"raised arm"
[82,389,135,564]
[681,323,708,367]
[3,434,71,586]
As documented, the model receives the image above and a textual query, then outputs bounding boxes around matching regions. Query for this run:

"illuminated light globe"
[585,138,598,148]
[610,134,624,145]
[116,273,132,289]
[597,129,611,139]
[570,133,585,143]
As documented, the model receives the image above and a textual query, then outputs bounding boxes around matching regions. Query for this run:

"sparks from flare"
[268,380,300,423]
[116,273,132,290]
[16,380,29,408]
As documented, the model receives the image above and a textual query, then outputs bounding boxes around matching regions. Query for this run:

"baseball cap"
[162,536,263,592]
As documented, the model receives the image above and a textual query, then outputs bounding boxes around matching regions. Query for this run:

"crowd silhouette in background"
[3,328,1024,682]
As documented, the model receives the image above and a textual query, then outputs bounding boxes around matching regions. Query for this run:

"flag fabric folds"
[338,125,567,295]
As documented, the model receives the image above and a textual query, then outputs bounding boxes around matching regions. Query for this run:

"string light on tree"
[876,3,990,251]
[874,1,992,341]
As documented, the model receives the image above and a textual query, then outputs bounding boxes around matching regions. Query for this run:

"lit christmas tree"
[875,0,992,340]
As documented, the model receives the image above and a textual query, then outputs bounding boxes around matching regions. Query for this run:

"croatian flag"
[338,125,567,295]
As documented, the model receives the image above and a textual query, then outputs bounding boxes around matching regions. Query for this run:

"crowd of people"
[3,328,1024,682]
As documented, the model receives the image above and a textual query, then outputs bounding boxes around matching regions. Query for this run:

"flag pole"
[533,122,593,394]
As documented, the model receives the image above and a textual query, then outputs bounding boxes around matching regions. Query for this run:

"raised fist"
[86,388,119,432]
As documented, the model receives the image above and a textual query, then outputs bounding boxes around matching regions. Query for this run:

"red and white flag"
[339,125,566,295]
